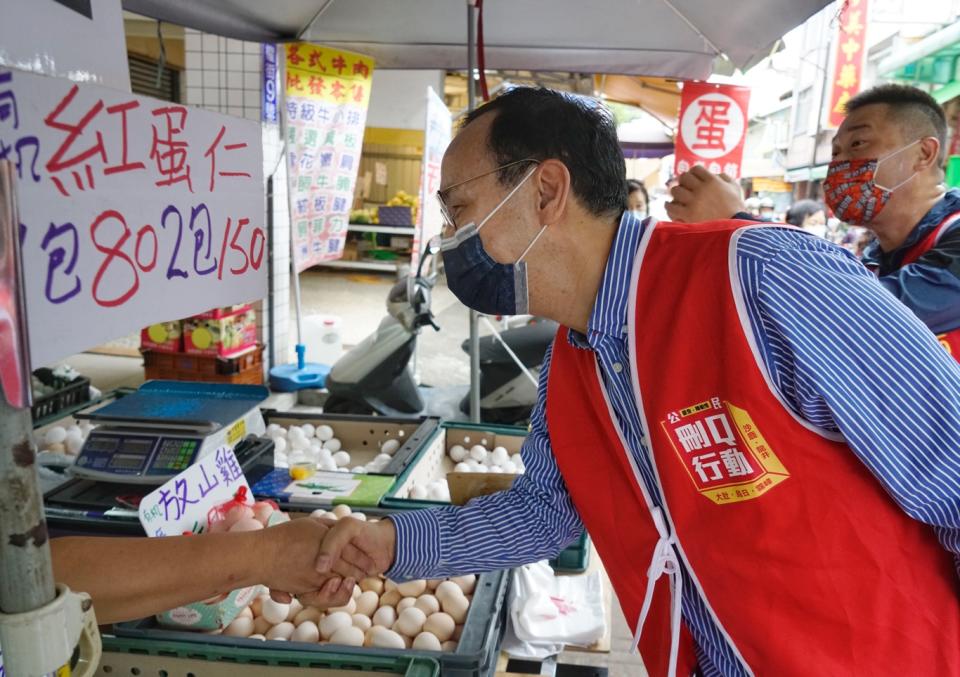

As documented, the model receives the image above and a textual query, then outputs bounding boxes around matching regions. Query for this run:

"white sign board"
[139,446,250,537]
[0,68,267,368]
[413,86,451,268]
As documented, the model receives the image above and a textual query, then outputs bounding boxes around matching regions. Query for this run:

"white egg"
[427,484,449,501]
[330,624,365,646]
[288,426,305,439]
[323,438,342,452]
[510,453,523,465]
[301,423,316,438]
[448,445,468,462]
[434,582,462,603]
[253,616,271,636]
[291,620,320,643]
[423,612,455,642]
[285,598,304,622]
[501,461,518,474]
[352,512,367,521]
[355,590,379,617]
[261,598,290,625]
[413,631,442,651]
[372,606,396,628]
[320,458,338,472]
[415,594,440,616]
[291,437,311,452]
[396,580,427,597]
[469,445,488,462]
[374,453,392,464]
[370,626,406,649]
[273,436,288,454]
[267,423,283,435]
[66,424,82,438]
[351,466,367,474]
[45,427,67,445]
[65,437,84,455]
[487,466,503,474]
[490,447,510,466]
[360,577,384,594]
[453,462,471,473]
[466,459,483,472]
[450,574,476,595]
[352,613,372,631]
[332,504,352,518]
[333,451,351,467]
[223,616,254,637]
[309,439,322,450]
[294,607,322,626]
[395,606,427,636]
[409,484,429,500]
[442,640,458,652]
[249,634,267,641]
[265,621,295,640]
[442,594,470,624]
[463,436,471,444]
[319,611,353,640]
[381,439,400,455]
[316,425,334,441]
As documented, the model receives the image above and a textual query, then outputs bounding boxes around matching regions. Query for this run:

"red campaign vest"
[547,219,960,676]
[900,209,960,359]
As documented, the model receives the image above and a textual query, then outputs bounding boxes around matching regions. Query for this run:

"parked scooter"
[323,240,441,416]
[323,239,554,424]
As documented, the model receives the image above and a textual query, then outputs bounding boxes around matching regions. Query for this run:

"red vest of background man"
[547,219,960,676]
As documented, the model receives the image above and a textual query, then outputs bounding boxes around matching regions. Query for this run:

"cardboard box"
[140,321,183,353]
[183,308,257,358]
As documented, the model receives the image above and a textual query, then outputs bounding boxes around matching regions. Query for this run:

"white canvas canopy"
[123,0,831,80]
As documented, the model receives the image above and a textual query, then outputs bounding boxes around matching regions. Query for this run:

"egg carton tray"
[98,635,441,676]
[261,410,441,478]
[113,509,511,677]
[381,422,591,574]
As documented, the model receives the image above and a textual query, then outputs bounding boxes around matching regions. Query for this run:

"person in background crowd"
[665,83,960,356]
[627,179,649,219]
[744,195,761,217]
[786,199,827,238]
[757,197,776,221]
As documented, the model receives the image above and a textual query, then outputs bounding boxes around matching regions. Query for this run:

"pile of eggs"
[266,423,403,474]
[403,438,526,501]
[222,507,473,652]
[35,420,96,457]
[208,499,289,533]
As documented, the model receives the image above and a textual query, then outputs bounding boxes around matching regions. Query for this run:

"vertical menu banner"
[284,43,375,271]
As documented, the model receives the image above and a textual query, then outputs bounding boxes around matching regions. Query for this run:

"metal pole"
[0,161,56,616]
[267,175,276,370]
[467,0,481,423]
[808,28,832,199]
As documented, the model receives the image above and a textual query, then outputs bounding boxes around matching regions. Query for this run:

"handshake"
[256,514,399,609]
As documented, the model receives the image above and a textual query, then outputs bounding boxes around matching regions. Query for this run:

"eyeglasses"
[436,158,539,232]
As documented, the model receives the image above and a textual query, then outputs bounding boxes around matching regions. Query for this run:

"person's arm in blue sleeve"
[756,237,960,563]
[876,228,960,334]
[386,341,584,581]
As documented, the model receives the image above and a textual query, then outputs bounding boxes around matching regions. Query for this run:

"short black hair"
[462,87,627,219]
[785,199,824,227]
[845,84,947,162]
[626,179,649,206]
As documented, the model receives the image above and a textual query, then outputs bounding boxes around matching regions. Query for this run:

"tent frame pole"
[467,0,482,423]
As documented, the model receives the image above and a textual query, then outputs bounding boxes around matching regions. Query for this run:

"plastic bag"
[506,560,606,652]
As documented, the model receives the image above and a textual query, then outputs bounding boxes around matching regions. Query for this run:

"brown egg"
[423,612,455,642]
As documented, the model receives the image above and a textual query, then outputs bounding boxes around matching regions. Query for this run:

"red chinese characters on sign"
[674,82,751,179]
[827,0,869,128]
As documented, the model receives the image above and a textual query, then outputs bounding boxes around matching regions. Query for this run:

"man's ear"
[535,159,571,225]
[916,136,942,173]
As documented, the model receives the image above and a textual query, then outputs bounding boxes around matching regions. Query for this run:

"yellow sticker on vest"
[661,398,789,505]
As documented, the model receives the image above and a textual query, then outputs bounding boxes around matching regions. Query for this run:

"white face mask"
[629,209,647,220]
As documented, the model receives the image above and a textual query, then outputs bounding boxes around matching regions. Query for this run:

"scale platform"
[69,381,269,484]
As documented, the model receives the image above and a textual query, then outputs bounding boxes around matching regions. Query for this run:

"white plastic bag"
[506,560,606,654]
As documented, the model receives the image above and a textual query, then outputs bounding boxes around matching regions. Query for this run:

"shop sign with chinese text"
[674,82,751,179]
[0,68,265,369]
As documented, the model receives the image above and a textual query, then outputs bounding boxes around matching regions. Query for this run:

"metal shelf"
[347,224,416,235]
[317,259,401,272]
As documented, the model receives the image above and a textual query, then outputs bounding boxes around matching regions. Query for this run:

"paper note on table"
[139,446,250,536]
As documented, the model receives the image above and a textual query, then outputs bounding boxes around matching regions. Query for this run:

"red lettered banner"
[674,82,751,179]
[284,43,375,271]
[827,0,869,128]
[0,68,266,369]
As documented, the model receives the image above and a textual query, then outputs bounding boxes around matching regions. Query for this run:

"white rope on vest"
[632,506,683,677]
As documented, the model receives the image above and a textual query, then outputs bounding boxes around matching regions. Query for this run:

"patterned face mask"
[823,140,920,225]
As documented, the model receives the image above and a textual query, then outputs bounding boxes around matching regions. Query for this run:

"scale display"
[74,433,201,478]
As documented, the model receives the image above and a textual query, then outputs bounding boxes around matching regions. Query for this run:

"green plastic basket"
[99,635,440,676]
[381,421,591,573]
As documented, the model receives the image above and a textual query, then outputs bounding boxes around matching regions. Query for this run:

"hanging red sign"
[674,82,751,179]
[827,0,869,129]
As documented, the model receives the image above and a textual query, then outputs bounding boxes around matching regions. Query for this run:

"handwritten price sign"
[0,68,266,368]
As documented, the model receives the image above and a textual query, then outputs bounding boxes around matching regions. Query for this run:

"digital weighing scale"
[45,381,274,536]
[70,381,269,484]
